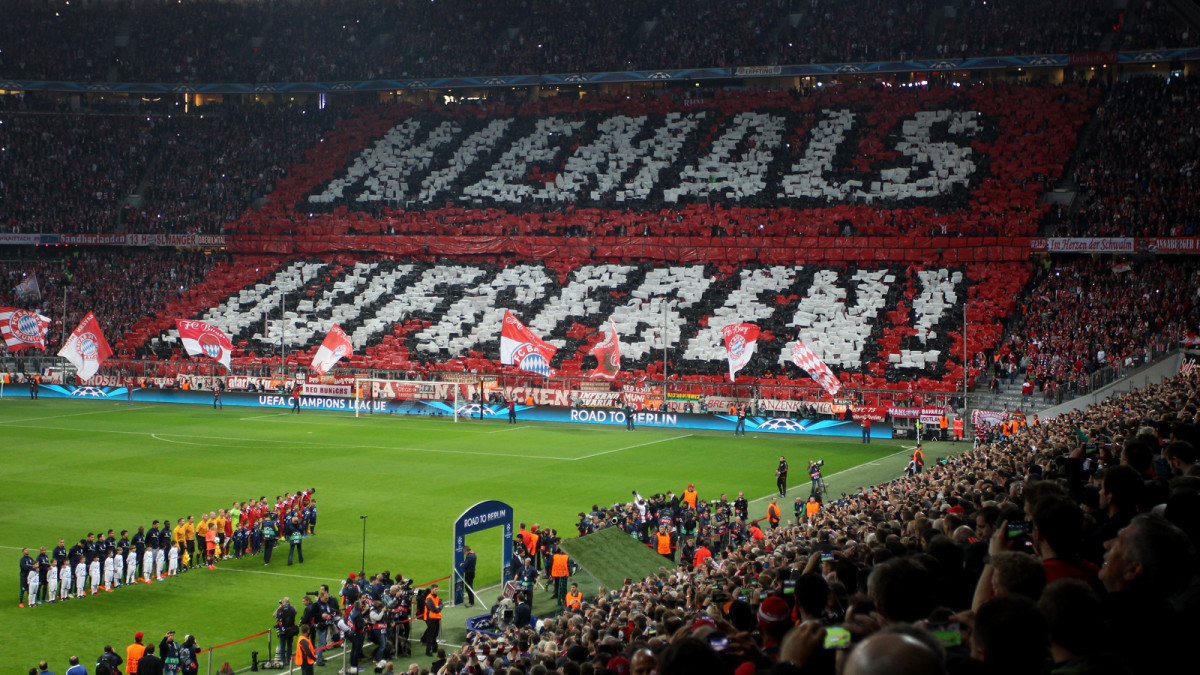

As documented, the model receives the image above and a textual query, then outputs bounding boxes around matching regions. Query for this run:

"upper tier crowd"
[0,0,1195,84]
[0,106,344,235]
[415,371,1199,675]
[1055,74,1200,238]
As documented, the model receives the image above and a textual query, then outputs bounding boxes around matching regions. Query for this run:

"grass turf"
[0,397,938,671]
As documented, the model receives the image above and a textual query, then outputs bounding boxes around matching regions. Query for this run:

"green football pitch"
[0,398,945,672]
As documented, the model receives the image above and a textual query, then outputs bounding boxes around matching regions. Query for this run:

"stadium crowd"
[18,491,315,608]
[389,370,1198,675]
[0,107,342,236]
[1056,74,1200,238]
[0,0,1195,84]
[0,249,223,357]
[995,257,1198,397]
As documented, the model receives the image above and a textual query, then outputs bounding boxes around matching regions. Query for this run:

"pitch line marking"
[0,423,582,461]
[573,433,694,460]
[487,425,531,433]
[0,404,162,425]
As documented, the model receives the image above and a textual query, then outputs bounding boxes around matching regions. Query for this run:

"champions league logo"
[9,312,42,343]
[70,386,112,398]
[457,403,499,417]
[198,333,223,359]
[756,418,809,432]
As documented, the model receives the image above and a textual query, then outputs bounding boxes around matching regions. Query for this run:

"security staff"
[294,625,317,675]
[421,586,442,656]
[953,415,964,441]
[549,547,572,608]
[766,498,781,530]
[565,582,583,610]
[655,527,674,562]
[912,445,925,474]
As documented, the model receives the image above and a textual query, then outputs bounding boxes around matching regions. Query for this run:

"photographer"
[368,599,390,663]
[314,587,338,666]
[808,460,826,496]
[385,582,413,657]
[274,597,298,665]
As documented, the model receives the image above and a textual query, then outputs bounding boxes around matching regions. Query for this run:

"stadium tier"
[0,0,1196,83]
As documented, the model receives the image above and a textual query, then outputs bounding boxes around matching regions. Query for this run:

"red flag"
[311,324,352,374]
[791,340,841,396]
[58,312,113,380]
[176,319,234,371]
[589,319,621,380]
[499,311,557,376]
[0,307,51,352]
[721,323,760,382]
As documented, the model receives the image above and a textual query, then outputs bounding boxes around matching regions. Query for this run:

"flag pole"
[61,282,68,347]
[661,296,668,404]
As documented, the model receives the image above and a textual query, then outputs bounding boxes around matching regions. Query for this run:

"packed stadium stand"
[3,2,1200,673]
[0,0,1195,83]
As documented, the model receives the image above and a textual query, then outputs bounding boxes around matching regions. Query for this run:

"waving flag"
[311,324,352,375]
[721,322,760,382]
[58,312,112,380]
[791,340,841,396]
[500,310,557,377]
[0,307,51,352]
[176,319,233,371]
[13,274,41,302]
[589,318,621,380]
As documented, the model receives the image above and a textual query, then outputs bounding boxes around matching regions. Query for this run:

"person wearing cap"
[126,632,147,675]
[682,484,698,509]
[758,595,794,658]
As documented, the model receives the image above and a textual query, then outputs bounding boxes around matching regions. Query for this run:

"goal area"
[353,378,463,421]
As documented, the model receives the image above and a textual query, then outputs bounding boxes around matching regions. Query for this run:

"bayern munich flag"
[58,312,112,380]
[589,318,622,380]
[499,310,558,377]
[791,340,841,396]
[175,319,233,371]
[0,307,51,352]
[721,322,760,382]
[311,324,352,375]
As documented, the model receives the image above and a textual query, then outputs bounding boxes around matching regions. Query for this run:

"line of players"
[18,489,316,607]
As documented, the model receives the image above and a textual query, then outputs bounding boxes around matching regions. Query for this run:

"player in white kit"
[112,549,124,589]
[46,562,58,602]
[59,561,72,601]
[88,556,101,595]
[74,559,87,598]
[26,565,40,607]
[126,550,138,585]
[102,551,115,591]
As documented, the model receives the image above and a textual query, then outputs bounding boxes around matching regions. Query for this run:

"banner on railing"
[0,233,226,247]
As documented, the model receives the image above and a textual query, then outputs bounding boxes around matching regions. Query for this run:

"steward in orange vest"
[294,625,317,673]
[655,528,674,561]
[565,583,583,610]
[550,548,572,607]
[766,499,781,530]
